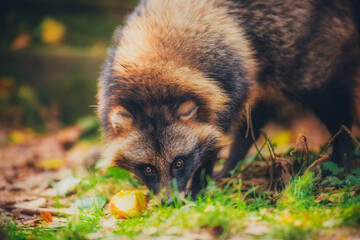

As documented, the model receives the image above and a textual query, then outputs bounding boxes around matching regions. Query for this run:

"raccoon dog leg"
[305,86,353,170]
[215,104,273,179]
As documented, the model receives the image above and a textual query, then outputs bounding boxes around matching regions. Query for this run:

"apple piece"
[109,190,148,219]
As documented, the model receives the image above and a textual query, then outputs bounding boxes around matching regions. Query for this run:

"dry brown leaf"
[7,173,50,191]
[14,198,46,209]
[39,188,57,198]
[0,190,39,207]
[56,126,82,147]
[143,226,158,236]
[65,143,101,168]
[47,217,67,228]
[269,157,294,191]
[276,157,294,185]
[290,135,308,154]
[315,193,326,203]
[40,210,53,223]
[182,229,216,240]
[244,222,270,236]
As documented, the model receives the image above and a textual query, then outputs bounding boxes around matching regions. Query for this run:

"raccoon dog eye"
[144,165,155,175]
[173,159,184,169]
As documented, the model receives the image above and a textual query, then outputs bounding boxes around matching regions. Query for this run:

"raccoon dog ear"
[109,106,133,133]
[177,101,198,121]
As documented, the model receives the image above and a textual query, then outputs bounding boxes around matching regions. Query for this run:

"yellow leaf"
[9,131,26,144]
[92,42,105,55]
[272,131,292,148]
[41,18,66,45]
[37,158,63,170]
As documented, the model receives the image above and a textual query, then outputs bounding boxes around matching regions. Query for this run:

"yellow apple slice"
[109,190,148,219]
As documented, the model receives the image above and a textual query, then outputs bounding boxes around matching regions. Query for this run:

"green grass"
[1,166,360,240]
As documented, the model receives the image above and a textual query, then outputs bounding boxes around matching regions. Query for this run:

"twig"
[6,205,78,216]
[322,125,360,153]
[261,130,276,159]
[244,105,267,162]
[260,130,278,191]
[240,141,267,173]
[303,154,329,175]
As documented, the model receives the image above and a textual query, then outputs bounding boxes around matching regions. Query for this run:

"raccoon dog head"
[97,0,235,195]
[98,65,230,196]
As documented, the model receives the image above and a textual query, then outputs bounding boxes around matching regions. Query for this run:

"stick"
[261,130,277,159]
[322,125,360,153]
[303,154,329,175]
[245,104,267,162]
[5,205,78,216]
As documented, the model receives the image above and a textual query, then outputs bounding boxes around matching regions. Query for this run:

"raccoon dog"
[98,0,360,196]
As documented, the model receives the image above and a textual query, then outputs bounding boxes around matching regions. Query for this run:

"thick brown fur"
[98,0,360,195]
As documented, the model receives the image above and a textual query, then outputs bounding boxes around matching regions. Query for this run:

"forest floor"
[1,114,360,240]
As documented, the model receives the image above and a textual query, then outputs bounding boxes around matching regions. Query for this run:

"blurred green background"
[0,0,139,132]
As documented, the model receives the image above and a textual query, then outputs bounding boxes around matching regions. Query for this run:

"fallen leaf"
[70,195,107,210]
[56,126,82,147]
[244,224,270,236]
[98,217,118,229]
[270,157,295,190]
[290,135,309,163]
[14,198,46,209]
[37,158,63,170]
[91,42,105,55]
[8,131,28,144]
[41,18,66,45]
[11,33,31,50]
[7,205,78,216]
[182,229,216,240]
[39,188,57,198]
[322,218,340,228]
[272,131,292,149]
[275,157,294,185]
[227,234,252,240]
[47,217,67,229]
[7,173,50,191]
[315,193,326,203]
[0,134,66,170]
[53,176,81,197]
[244,217,270,236]
[0,76,15,97]
[0,190,38,207]
[143,226,158,236]
[164,226,181,235]
[40,211,53,223]
[65,143,101,168]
